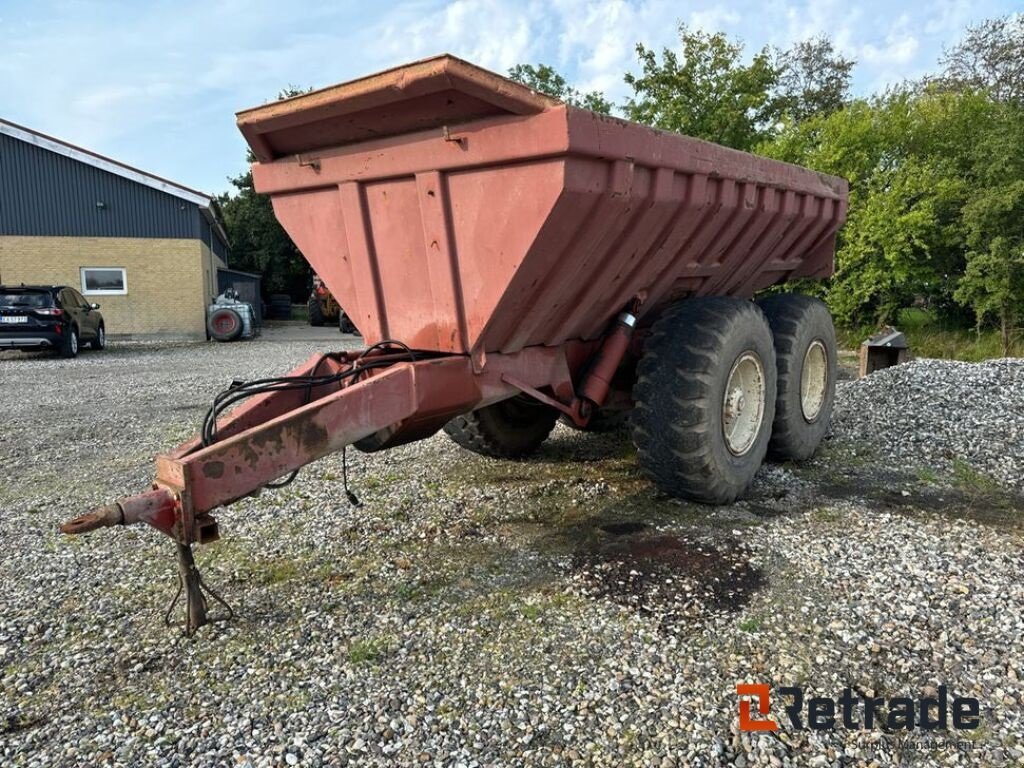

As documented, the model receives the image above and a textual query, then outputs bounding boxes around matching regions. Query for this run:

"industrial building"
[0,119,229,339]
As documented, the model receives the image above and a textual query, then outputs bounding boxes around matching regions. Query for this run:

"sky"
[1,0,1017,196]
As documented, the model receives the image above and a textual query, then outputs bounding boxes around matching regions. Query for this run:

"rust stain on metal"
[202,461,225,479]
[299,420,330,454]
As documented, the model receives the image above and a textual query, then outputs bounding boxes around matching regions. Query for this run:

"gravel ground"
[1,331,1022,767]
[832,359,1024,492]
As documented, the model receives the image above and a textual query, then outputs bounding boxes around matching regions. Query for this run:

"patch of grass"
[915,467,940,485]
[347,635,393,665]
[837,321,1022,362]
[250,557,300,585]
[809,507,841,523]
[519,603,542,620]
[738,616,762,632]
[950,459,1000,494]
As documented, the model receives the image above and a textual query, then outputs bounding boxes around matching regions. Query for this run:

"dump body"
[237,55,848,358]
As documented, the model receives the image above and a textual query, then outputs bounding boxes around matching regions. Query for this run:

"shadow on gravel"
[790,445,1024,531]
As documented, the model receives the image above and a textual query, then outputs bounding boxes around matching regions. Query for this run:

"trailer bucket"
[238,54,846,359]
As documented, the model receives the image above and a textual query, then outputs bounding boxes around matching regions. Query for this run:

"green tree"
[508,63,613,113]
[218,87,311,299]
[759,90,984,326]
[623,25,780,151]
[773,36,855,121]
[937,14,1024,104]
[954,100,1024,352]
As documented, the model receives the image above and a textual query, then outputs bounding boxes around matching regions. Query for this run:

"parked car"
[0,285,106,357]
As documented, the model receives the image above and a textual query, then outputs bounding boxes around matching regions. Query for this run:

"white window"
[81,267,127,295]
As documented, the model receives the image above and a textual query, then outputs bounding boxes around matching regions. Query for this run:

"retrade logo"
[736,683,778,731]
[737,684,981,732]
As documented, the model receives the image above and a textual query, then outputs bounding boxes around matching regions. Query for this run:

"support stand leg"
[165,542,233,636]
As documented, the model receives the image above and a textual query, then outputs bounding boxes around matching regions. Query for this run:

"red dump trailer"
[61,56,847,633]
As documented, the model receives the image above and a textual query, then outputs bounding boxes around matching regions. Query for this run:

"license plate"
[1,315,28,324]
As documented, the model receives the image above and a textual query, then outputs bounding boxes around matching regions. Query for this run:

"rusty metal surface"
[60,487,179,537]
[237,55,559,162]
[60,342,593,543]
[239,56,848,359]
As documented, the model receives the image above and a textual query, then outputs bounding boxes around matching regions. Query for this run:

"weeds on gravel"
[951,458,1001,494]
[347,635,393,664]
[738,616,763,632]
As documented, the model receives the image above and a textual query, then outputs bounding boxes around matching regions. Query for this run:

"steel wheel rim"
[98,327,105,346]
[70,331,78,354]
[801,340,827,421]
[214,314,235,333]
[722,351,766,456]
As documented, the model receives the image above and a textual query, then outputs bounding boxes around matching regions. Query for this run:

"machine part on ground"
[207,290,258,342]
[632,298,777,504]
[859,327,911,378]
[758,294,837,460]
[61,56,848,632]
[165,543,233,636]
[208,308,242,341]
[444,395,560,458]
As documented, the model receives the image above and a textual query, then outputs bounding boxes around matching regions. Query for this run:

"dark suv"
[0,285,106,357]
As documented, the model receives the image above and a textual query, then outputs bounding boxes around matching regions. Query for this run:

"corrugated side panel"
[483,156,845,352]
[0,132,200,239]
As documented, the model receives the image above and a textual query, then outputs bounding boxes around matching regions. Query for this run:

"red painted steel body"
[62,56,847,563]
[238,55,847,360]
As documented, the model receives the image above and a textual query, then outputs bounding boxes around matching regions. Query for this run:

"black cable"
[341,447,361,507]
[198,342,415,500]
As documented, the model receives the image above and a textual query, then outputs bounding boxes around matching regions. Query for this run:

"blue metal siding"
[211,231,228,261]
[0,132,202,239]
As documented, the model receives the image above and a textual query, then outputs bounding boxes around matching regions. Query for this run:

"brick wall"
[0,235,210,338]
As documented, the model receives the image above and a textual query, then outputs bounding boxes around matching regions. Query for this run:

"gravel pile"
[1,336,1022,767]
[831,358,1024,491]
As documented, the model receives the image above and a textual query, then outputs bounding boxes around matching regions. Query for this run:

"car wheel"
[61,326,79,358]
[90,324,106,351]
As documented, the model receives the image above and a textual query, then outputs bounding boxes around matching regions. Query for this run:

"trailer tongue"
[60,55,847,634]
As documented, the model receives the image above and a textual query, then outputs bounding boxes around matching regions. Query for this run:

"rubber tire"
[757,294,837,461]
[90,324,106,350]
[308,297,325,326]
[560,408,630,432]
[339,312,357,334]
[444,395,558,459]
[632,297,777,504]
[61,325,79,358]
[208,308,243,342]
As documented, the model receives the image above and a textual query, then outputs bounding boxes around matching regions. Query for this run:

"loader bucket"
[237,54,847,358]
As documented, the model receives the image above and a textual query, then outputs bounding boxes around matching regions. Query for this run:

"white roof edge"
[0,120,213,208]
